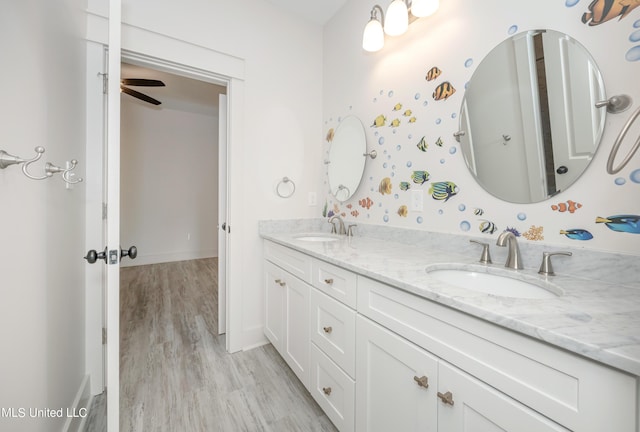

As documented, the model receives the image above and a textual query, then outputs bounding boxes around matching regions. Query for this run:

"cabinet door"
[437,361,569,432]
[264,261,285,351]
[356,316,438,432]
[283,274,310,388]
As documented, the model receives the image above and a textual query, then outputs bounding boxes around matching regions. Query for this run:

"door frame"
[120,48,242,354]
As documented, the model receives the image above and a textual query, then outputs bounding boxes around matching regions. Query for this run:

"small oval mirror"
[327,116,367,202]
[458,30,606,203]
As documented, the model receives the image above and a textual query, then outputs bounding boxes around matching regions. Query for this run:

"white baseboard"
[243,325,268,351]
[62,375,91,432]
[121,250,218,267]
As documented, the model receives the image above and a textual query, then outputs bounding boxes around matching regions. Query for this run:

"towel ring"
[607,105,640,175]
[276,177,296,198]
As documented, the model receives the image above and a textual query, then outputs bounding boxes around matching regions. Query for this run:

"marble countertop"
[261,230,640,377]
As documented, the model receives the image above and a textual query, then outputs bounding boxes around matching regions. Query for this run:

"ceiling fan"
[120,78,165,106]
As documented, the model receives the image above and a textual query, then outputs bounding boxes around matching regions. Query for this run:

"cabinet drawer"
[310,288,356,378]
[357,276,638,432]
[312,259,357,308]
[264,240,312,283]
[310,344,355,432]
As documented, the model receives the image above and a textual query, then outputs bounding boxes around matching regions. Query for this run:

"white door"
[437,361,569,432]
[218,94,228,335]
[355,316,438,432]
[105,3,121,430]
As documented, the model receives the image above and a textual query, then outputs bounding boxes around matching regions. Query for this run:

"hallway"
[118,258,337,431]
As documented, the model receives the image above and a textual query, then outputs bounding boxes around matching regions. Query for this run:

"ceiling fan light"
[363,17,385,52]
[410,0,439,18]
[384,0,409,36]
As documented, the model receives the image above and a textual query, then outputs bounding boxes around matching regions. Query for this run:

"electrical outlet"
[308,192,317,206]
[410,190,424,211]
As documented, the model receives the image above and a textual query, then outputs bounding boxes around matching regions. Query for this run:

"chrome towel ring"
[276,177,296,198]
[607,105,640,175]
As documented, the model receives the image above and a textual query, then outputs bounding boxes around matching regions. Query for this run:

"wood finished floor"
[118,258,337,432]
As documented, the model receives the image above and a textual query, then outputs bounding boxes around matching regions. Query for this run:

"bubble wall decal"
[630,169,640,183]
[460,221,471,231]
[615,177,626,186]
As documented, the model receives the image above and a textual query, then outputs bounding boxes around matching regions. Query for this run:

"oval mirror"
[328,116,367,202]
[458,30,606,204]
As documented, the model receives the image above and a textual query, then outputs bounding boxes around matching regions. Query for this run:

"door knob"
[556,166,568,174]
[120,246,138,260]
[221,222,226,231]
[84,247,107,264]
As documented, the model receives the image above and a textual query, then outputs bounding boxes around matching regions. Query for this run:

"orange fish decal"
[551,200,582,214]
[425,66,442,81]
[350,210,360,217]
[359,197,374,209]
[581,0,640,26]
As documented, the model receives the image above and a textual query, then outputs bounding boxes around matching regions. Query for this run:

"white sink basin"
[426,264,562,299]
[294,234,340,242]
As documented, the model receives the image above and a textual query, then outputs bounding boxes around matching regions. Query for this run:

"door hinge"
[99,72,108,94]
[102,203,108,220]
[102,328,107,345]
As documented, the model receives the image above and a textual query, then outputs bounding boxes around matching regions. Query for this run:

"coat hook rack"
[0,146,83,185]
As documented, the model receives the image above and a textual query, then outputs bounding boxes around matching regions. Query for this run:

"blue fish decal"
[560,229,593,241]
[411,170,430,185]
[399,182,411,191]
[595,215,640,234]
[429,181,459,201]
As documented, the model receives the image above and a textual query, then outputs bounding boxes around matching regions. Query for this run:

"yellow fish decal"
[389,118,401,127]
[582,0,640,26]
[409,117,417,123]
[379,177,393,195]
[432,81,456,101]
[393,103,403,111]
[403,109,413,117]
[397,205,408,217]
[371,114,387,127]
[425,66,442,81]
[326,128,334,142]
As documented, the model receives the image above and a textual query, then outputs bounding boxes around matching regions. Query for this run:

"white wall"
[0,0,88,430]
[322,0,640,255]
[87,0,324,348]
[120,99,219,266]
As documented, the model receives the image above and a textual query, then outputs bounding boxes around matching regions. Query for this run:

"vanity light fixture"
[362,0,440,52]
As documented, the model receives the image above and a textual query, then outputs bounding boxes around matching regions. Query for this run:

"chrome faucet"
[328,215,346,235]
[496,231,523,270]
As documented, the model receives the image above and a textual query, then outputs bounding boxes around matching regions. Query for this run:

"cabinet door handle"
[322,387,332,396]
[323,326,333,334]
[437,391,454,405]
[274,279,286,287]
[323,278,334,285]
[413,375,429,388]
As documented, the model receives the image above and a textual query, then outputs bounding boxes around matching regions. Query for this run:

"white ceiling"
[121,63,226,116]
[264,0,348,25]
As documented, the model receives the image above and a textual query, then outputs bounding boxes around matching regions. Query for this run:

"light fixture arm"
[370,4,385,24]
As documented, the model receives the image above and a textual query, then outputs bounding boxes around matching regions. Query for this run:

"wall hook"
[45,160,84,184]
[595,94,633,114]
[0,146,49,179]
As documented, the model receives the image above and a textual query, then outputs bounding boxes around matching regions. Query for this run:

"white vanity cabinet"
[263,242,312,388]
[357,275,638,432]
[262,239,639,432]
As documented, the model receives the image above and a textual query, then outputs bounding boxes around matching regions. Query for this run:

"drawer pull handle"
[437,391,454,406]
[324,278,334,285]
[322,387,332,396]
[413,375,429,388]
[323,326,333,334]
[274,279,286,287]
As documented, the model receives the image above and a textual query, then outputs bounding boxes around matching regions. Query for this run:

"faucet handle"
[328,219,337,234]
[469,240,492,264]
[347,224,357,237]
[538,251,572,276]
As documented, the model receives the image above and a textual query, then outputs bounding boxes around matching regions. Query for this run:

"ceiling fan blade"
[121,86,162,105]
[121,78,165,87]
